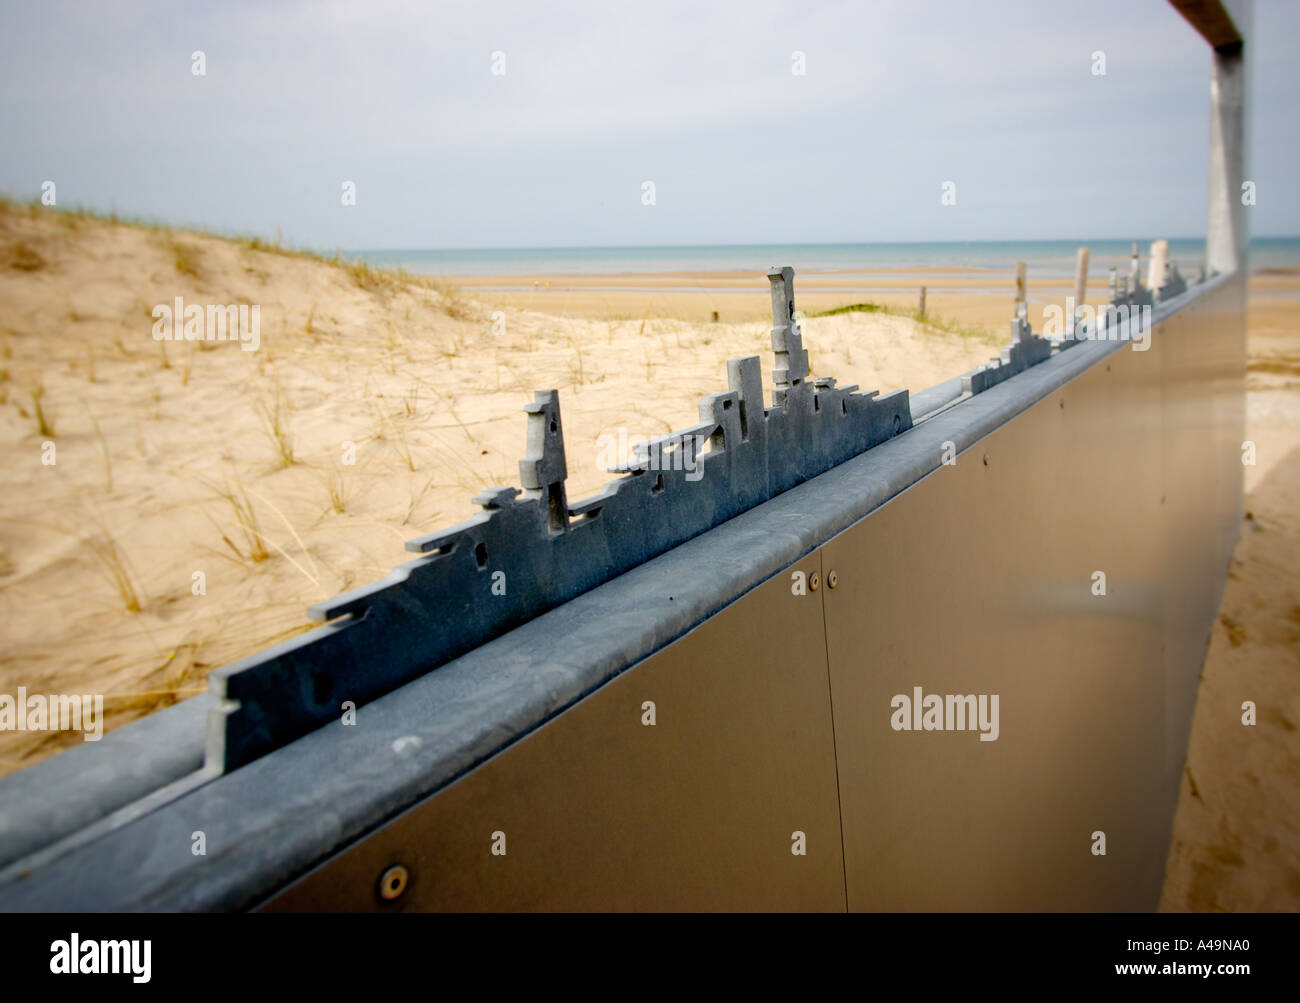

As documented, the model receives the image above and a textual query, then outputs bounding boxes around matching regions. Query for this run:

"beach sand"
[1159,285,1300,912]
[0,201,1297,910]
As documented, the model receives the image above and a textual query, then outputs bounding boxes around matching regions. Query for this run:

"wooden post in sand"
[1014,261,1027,323]
[1073,247,1089,333]
[917,286,926,318]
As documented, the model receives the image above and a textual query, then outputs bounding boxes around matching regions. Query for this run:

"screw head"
[378,864,409,901]
[809,570,821,591]
[827,570,838,589]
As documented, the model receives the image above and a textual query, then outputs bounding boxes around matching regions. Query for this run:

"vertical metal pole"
[1205,30,1250,276]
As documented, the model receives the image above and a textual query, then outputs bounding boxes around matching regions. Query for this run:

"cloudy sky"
[0,0,1295,249]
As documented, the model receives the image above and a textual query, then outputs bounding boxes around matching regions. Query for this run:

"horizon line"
[344,235,1300,255]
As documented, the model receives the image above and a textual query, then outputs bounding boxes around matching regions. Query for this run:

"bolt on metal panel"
[260,554,845,912]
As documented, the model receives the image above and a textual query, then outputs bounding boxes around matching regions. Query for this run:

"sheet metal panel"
[262,555,846,912]
[1159,273,1246,825]
[820,279,1241,911]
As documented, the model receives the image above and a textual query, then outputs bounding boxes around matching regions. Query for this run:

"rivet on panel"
[809,570,821,591]
[378,864,409,901]
[827,570,838,589]
[982,453,990,466]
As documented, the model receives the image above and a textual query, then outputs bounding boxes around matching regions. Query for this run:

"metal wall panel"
[262,555,846,912]
[821,279,1241,911]
[1159,274,1246,818]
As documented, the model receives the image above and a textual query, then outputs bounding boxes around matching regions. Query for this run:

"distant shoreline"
[347,238,1300,281]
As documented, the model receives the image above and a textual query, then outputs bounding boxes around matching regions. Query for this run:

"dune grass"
[81,515,144,613]
[812,300,994,340]
[251,377,295,468]
[0,193,473,319]
[203,475,270,565]
[28,377,53,437]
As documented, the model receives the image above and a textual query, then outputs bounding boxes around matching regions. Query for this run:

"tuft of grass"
[813,300,994,341]
[168,237,201,278]
[433,328,462,361]
[403,472,438,525]
[29,378,53,436]
[446,399,476,444]
[81,401,113,492]
[811,302,887,318]
[344,257,391,293]
[7,241,45,272]
[372,402,416,472]
[427,278,472,320]
[251,378,295,467]
[83,518,143,613]
[569,341,586,389]
[205,475,270,564]
[905,309,993,340]
[325,464,350,514]
[53,204,90,230]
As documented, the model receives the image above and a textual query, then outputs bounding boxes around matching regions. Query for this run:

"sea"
[349,238,1300,280]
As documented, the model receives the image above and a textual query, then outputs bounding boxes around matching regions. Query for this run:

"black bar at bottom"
[0,913,1289,991]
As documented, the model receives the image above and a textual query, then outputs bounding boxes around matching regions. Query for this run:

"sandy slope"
[0,204,1004,775]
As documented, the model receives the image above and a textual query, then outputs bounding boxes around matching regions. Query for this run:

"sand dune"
[0,203,1007,775]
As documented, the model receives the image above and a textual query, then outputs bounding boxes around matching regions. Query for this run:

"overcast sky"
[0,0,1295,249]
